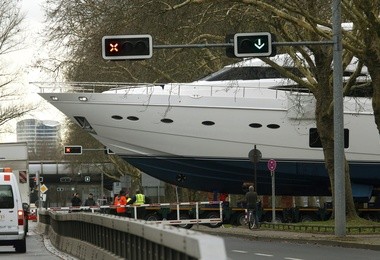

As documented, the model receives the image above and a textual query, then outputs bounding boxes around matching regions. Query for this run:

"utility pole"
[332,0,346,237]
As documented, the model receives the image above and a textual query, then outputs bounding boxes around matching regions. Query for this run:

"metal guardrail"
[47,201,224,226]
[39,210,228,260]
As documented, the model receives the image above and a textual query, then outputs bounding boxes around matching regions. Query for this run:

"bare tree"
[0,0,38,132]
[141,0,364,219]
[340,0,380,133]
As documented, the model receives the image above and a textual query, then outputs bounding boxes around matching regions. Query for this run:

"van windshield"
[0,185,14,208]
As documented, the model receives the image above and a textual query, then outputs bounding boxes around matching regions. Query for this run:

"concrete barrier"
[38,210,228,260]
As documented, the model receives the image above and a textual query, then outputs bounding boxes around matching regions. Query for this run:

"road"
[1,221,379,260]
[0,221,75,260]
[224,236,380,260]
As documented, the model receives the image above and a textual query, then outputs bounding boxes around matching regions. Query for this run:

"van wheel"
[15,237,26,253]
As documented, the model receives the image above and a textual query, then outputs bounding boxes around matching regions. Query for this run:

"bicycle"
[246,208,256,230]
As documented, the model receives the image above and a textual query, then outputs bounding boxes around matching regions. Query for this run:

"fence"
[47,201,224,226]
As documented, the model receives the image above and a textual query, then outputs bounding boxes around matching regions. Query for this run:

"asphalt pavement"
[192,224,380,251]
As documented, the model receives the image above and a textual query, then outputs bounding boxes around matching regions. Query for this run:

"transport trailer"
[47,200,380,229]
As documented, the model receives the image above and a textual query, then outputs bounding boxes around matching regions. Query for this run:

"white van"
[0,167,27,253]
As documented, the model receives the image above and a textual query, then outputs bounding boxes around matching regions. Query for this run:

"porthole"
[127,116,139,121]
[161,118,173,123]
[202,121,215,126]
[249,123,262,128]
[111,115,123,120]
[267,124,280,129]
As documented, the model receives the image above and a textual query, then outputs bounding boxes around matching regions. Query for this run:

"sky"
[0,0,64,142]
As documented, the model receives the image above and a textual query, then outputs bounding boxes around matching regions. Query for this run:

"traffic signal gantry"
[63,146,114,155]
[102,32,276,61]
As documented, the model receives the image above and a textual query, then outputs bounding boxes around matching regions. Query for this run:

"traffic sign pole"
[248,145,262,192]
[271,170,275,223]
[267,159,277,223]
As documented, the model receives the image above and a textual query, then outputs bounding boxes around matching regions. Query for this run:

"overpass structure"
[28,161,118,207]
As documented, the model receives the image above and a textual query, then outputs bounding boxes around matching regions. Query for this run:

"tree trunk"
[314,91,358,219]
[367,66,380,134]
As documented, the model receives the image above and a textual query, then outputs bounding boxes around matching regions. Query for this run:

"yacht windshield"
[199,66,301,81]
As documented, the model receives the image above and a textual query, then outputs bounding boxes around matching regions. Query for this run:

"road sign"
[40,184,48,194]
[234,32,273,57]
[267,159,277,171]
[19,171,27,183]
[248,148,262,163]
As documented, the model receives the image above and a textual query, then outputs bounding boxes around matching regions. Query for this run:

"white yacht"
[38,54,379,197]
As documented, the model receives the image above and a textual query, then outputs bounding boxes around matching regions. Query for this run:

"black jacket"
[245,191,258,209]
[71,196,82,206]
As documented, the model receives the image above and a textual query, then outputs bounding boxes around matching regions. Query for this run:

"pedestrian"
[127,189,146,219]
[84,193,97,206]
[245,185,260,228]
[114,190,128,216]
[69,192,82,212]
[127,189,145,205]
[71,192,82,212]
[219,192,229,208]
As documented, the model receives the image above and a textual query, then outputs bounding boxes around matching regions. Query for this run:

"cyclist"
[245,185,259,228]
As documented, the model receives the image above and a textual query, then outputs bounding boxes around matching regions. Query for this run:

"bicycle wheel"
[248,212,255,230]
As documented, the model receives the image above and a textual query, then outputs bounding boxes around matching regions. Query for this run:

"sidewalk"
[192,225,380,250]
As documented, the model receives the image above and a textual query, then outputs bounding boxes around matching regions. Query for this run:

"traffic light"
[234,32,274,57]
[102,34,153,60]
[64,146,82,155]
[33,177,43,183]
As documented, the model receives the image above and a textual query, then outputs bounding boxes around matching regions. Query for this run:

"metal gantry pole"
[332,0,346,237]
[101,172,104,201]
[271,170,276,223]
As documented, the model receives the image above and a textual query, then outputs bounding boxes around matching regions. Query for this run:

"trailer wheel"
[300,215,316,222]
[264,214,283,223]
[145,213,161,221]
[362,212,380,222]
[235,212,246,226]
[204,212,223,228]
[169,213,193,229]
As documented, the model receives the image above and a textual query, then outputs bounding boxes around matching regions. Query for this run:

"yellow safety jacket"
[134,193,145,205]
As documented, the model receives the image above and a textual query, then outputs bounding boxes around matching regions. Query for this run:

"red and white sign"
[267,159,277,171]
[19,171,27,183]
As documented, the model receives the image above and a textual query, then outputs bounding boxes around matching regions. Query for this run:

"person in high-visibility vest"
[114,190,128,216]
[128,190,146,219]
[128,190,145,205]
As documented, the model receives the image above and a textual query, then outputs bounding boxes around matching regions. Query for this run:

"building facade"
[16,119,61,160]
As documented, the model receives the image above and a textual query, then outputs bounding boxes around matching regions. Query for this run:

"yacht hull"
[38,87,380,197]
